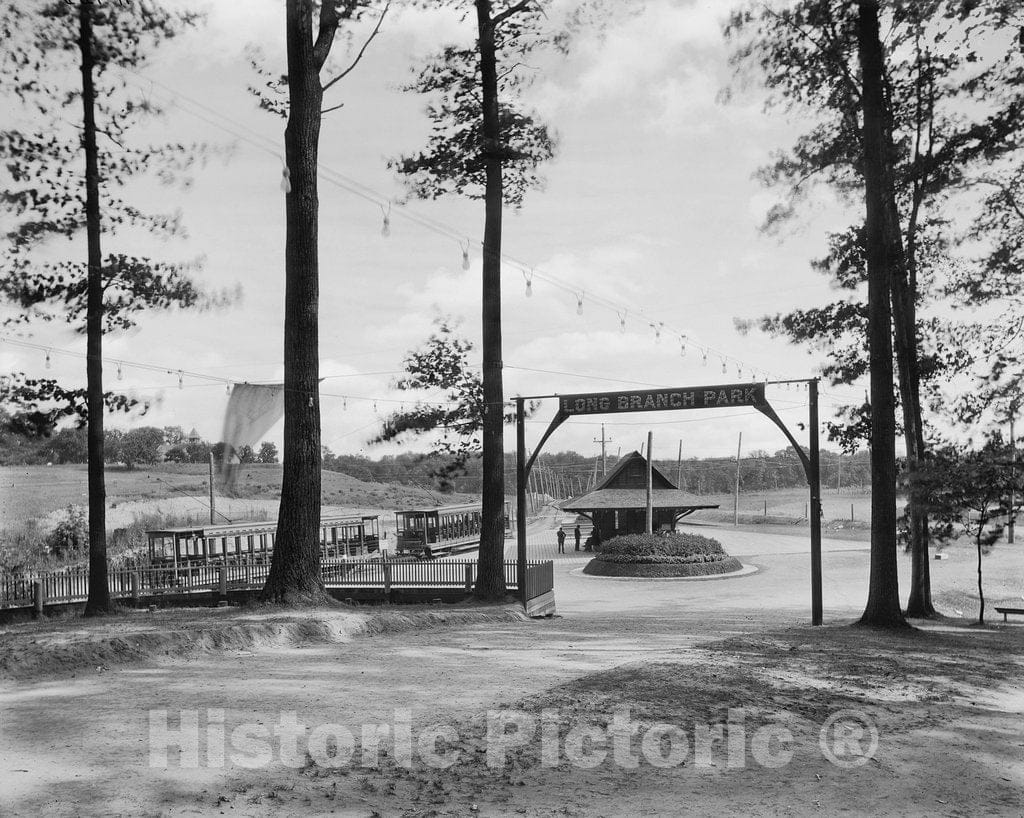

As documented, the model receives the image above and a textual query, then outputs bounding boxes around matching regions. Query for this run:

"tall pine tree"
[0,0,218,615]
[392,0,556,599]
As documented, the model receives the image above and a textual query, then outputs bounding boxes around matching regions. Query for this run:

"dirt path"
[1,520,1022,816]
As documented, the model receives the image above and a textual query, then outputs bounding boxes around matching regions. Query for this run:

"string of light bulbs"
[120,68,804,385]
[4,332,860,435]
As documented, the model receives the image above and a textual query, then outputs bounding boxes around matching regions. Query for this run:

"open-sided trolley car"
[394,502,509,559]
[146,515,380,568]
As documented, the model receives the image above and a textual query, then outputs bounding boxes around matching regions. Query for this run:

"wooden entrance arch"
[515,380,823,625]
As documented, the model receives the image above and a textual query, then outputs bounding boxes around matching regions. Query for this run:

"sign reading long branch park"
[516,377,823,625]
[556,383,768,417]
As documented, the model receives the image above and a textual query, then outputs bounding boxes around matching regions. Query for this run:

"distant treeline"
[1,411,869,495]
[322,446,871,495]
[0,415,278,468]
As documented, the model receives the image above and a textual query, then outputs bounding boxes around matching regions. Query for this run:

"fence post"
[383,560,392,597]
[465,563,473,592]
[33,579,44,618]
[851,503,854,521]
[219,566,227,599]
[132,571,140,603]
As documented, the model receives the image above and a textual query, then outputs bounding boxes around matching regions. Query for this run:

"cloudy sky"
[2,0,869,463]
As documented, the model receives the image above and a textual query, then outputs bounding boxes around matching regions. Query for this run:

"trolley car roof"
[397,503,482,514]
[146,514,377,538]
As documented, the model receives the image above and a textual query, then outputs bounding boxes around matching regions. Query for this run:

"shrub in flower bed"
[583,532,742,577]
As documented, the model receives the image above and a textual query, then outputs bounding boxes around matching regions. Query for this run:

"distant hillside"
[0,463,476,528]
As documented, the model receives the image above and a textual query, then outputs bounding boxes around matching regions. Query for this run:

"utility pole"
[676,439,683,490]
[837,453,842,494]
[209,451,216,524]
[645,430,654,534]
[734,432,742,526]
[593,424,611,477]
[1010,408,1016,544]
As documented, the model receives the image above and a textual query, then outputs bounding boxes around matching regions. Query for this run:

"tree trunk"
[473,0,508,601]
[856,0,907,629]
[262,0,328,605]
[885,137,935,620]
[79,0,112,617]
[976,536,984,625]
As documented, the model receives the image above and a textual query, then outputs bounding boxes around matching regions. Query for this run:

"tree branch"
[492,0,536,27]
[322,2,390,93]
[761,3,862,104]
[313,0,344,70]
[320,102,345,115]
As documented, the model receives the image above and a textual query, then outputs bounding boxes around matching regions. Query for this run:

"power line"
[120,68,807,384]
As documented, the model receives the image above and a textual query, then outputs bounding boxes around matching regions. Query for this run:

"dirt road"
[1,520,1022,816]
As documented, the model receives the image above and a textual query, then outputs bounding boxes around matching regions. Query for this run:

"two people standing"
[556,524,583,553]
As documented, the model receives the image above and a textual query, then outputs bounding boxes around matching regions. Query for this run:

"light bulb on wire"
[45,349,51,369]
[461,242,471,271]
[380,204,391,237]
[618,310,627,333]
[576,292,585,316]
[720,357,727,374]
[523,269,533,298]
[177,370,184,389]
[701,349,709,366]
[117,362,124,381]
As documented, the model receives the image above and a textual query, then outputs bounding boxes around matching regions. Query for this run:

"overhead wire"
[118,67,806,383]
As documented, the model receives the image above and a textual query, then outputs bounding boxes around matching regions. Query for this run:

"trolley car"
[146,515,380,568]
[394,502,509,559]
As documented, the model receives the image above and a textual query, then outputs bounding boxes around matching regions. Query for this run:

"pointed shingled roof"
[594,450,677,491]
[560,450,718,514]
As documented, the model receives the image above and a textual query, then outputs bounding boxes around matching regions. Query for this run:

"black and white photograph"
[1,0,1022,815]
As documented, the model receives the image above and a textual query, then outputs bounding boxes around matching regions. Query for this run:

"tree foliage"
[0,0,221,615]
[375,320,520,489]
[0,372,140,437]
[727,0,1024,433]
[390,37,556,206]
[726,0,1024,620]
[916,435,1020,624]
[0,1,224,338]
[391,0,565,601]
[257,441,279,464]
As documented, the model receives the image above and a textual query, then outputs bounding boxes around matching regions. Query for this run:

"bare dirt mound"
[0,604,527,682]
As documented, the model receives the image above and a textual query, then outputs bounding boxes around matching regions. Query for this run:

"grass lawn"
[0,463,476,529]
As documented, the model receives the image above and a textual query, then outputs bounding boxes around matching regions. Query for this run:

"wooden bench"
[994,607,1024,622]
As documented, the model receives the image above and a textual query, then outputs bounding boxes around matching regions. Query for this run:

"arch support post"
[516,397,527,605]
[809,379,823,625]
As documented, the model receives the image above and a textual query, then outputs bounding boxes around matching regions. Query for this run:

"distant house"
[561,451,718,541]
[186,427,202,445]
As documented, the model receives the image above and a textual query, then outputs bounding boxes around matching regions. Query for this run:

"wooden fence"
[1,558,553,611]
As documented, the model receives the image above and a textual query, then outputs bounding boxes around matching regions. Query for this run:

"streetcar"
[146,515,380,569]
[393,502,510,559]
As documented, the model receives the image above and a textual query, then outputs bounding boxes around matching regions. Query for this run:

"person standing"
[556,528,566,554]
[574,525,581,551]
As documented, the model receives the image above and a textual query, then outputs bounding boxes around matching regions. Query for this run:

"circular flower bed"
[582,532,742,577]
